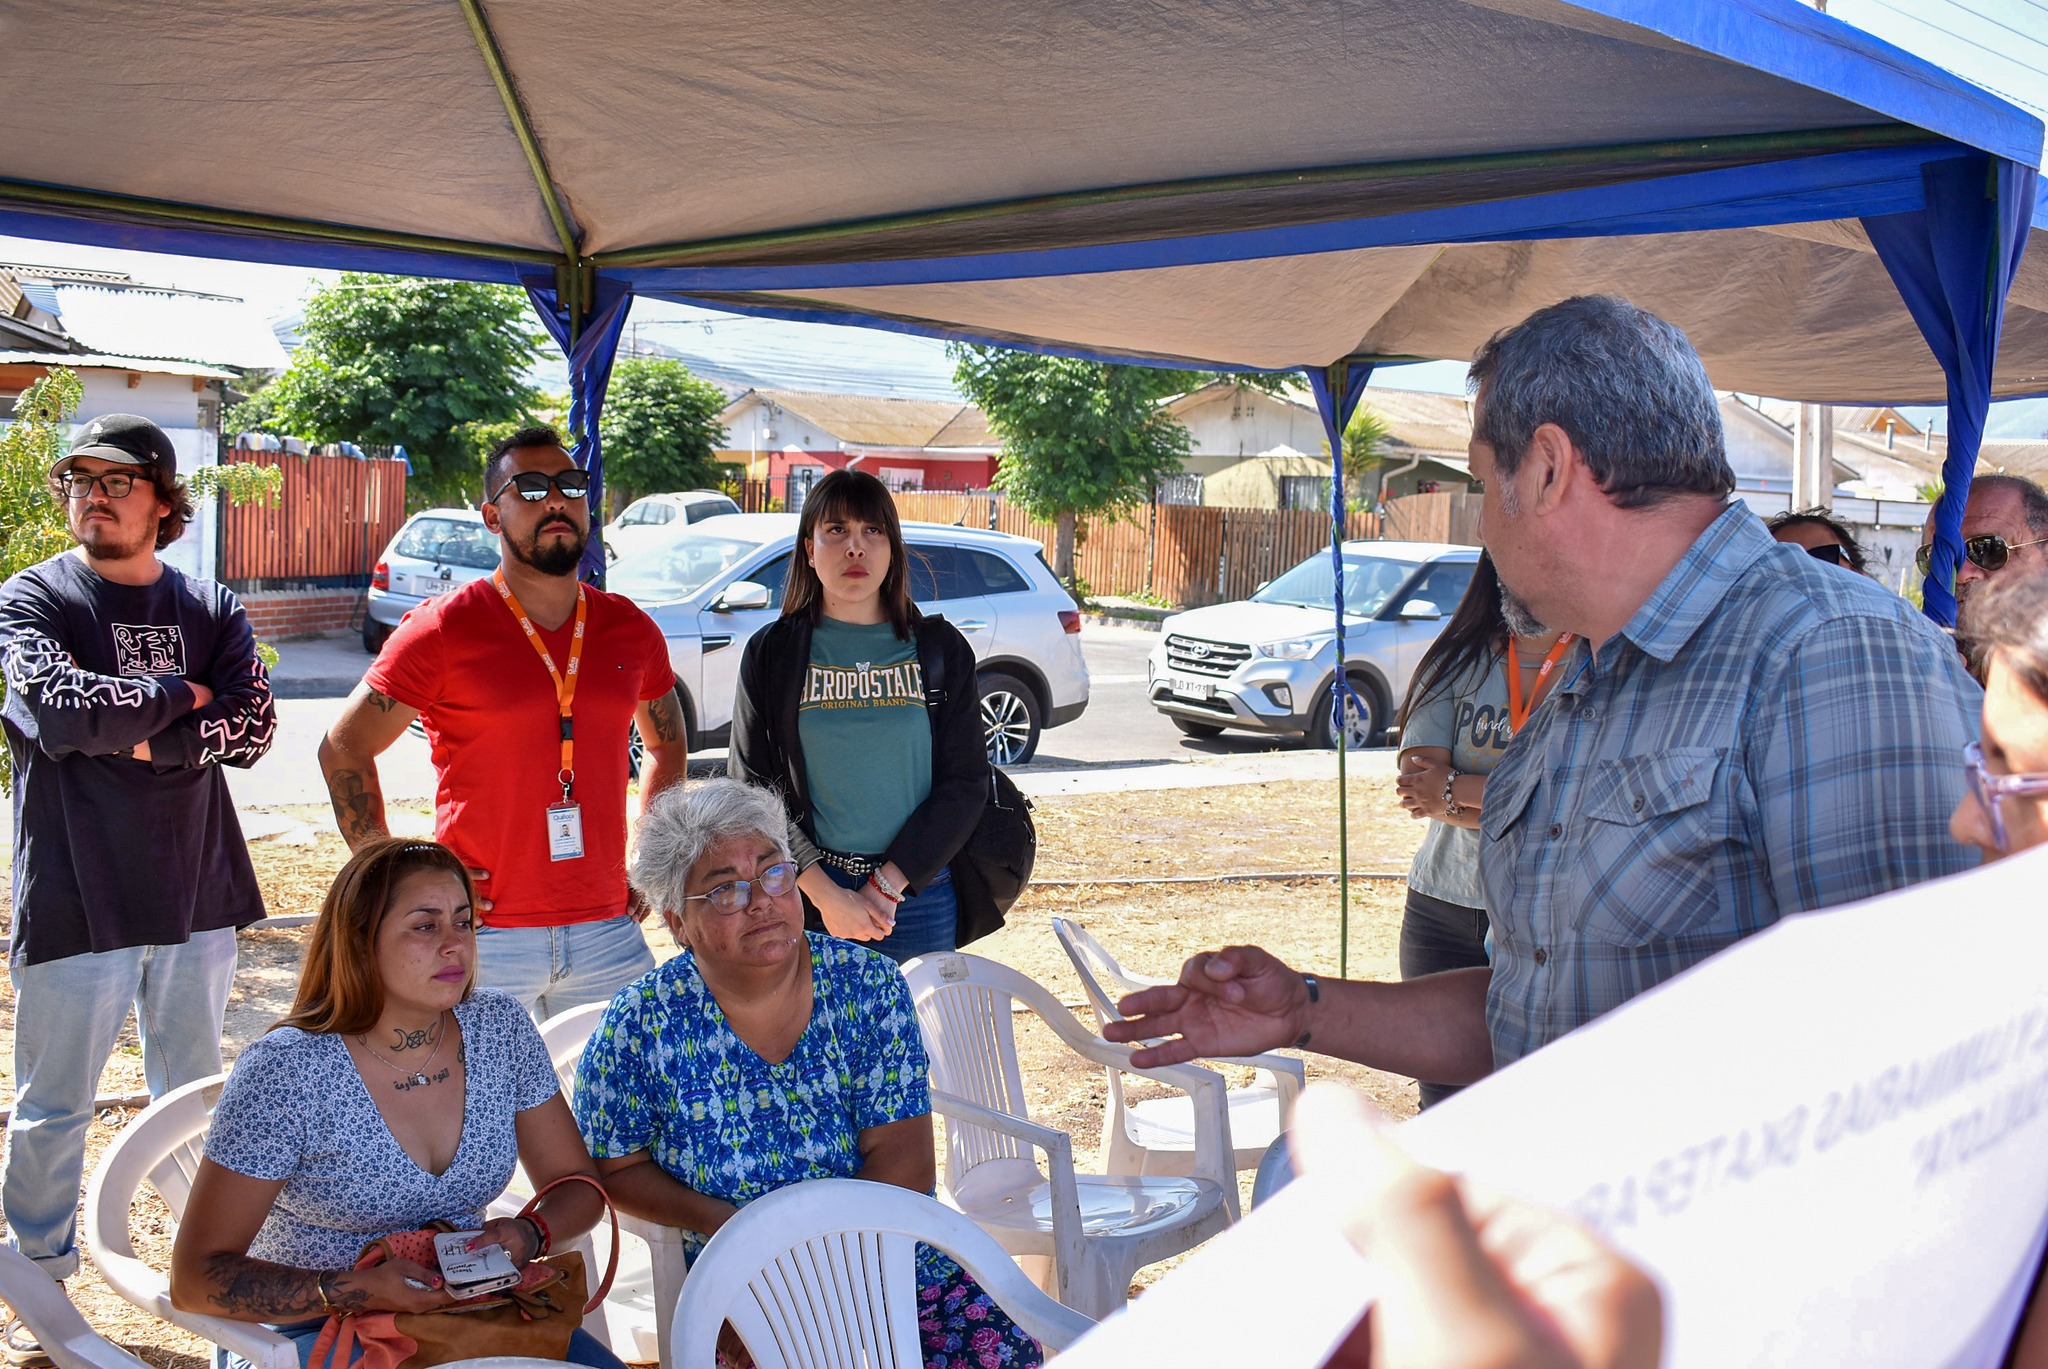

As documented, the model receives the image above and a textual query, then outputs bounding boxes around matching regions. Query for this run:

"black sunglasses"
[490,470,591,504]
[1804,543,1845,566]
[1915,533,2048,579]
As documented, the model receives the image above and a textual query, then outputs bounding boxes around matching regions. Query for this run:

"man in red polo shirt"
[319,427,687,1019]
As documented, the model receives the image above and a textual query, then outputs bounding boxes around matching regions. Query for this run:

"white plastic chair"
[672,1179,1095,1369]
[1052,917,1305,1175]
[0,1245,151,1369]
[538,1002,688,1368]
[85,1074,608,1369]
[901,951,1234,1319]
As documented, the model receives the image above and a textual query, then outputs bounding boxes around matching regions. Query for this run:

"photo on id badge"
[548,802,584,861]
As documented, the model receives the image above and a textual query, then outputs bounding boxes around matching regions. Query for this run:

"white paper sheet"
[1059,845,2048,1368]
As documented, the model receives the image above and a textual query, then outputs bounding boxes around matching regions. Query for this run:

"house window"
[1279,475,1331,511]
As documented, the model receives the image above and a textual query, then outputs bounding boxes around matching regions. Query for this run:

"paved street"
[231,622,1385,811]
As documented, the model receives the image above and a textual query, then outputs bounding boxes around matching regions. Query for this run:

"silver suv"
[1147,541,1479,748]
[609,513,1090,764]
[362,508,498,654]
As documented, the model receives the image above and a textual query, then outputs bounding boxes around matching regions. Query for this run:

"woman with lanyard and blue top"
[729,469,988,963]
[1392,552,1574,1107]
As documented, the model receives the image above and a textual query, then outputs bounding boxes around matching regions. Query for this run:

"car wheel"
[1312,677,1381,750]
[978,672,1041,766]
[362,619,391,655]
[1172,717,1225,739]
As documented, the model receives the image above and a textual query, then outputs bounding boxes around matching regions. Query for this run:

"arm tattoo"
[645,693,683,745]
[364,689,401,714]
[326,767,389,846]
[203,1252,359,1318]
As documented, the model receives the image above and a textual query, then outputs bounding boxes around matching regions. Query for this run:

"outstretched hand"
[1104,944,1311,1067]
[1296,1087,1663,1369]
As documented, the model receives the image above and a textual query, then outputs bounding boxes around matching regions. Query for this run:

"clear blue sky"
[4,1,2044,428]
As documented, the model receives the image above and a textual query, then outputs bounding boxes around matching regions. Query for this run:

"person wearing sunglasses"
[1767,508,1868,575]
[573,779,1044,1369]
[1917,474,2048,607]
[320,426,689,1021]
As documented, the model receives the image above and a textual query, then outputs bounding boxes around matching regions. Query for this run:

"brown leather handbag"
[309,1175,620,1369]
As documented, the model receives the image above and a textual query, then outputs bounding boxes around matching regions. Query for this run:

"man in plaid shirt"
[1109,296,1980,1088]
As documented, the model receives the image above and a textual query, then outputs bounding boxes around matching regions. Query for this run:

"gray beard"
[1499,584,1548,638]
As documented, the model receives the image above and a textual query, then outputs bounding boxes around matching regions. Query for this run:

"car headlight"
[1258,635,1331,661]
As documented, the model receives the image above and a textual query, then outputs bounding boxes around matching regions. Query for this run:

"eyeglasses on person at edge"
[1963,742,2048,853]
[1915,533,2048,580]
[681,861,798,913]
[489,470,592,504]
[52,470,144,500]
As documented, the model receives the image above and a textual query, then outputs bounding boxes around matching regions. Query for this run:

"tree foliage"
[949,346,1197,584]
[230,274,541,506]
[1340,404,1393,481]
[597,359,731,510]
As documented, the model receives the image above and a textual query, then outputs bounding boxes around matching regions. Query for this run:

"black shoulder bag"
[920,618,1036,948]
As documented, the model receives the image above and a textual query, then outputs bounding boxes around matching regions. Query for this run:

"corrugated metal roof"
[0,350,236,379]
[731,388,990,450]
[32,282,288,371]
[16,280,61,317]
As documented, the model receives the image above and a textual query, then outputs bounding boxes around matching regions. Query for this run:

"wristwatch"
[1441,768,1465,818]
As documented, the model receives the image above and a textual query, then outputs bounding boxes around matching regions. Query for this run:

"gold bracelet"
[316,1272,343,1316]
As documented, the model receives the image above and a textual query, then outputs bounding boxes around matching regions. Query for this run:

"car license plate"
[1170,674,1216,700]
[417,578,453,597]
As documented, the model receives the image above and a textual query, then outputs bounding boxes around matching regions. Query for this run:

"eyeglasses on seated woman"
[1952,569,2048,860]
[168,838,624,1369]
[571,777,1043,1369]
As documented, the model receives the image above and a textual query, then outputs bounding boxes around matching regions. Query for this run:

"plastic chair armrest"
[929,1091,1084,1254]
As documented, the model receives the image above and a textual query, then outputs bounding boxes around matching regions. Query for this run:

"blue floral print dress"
[573,934,1042,1369]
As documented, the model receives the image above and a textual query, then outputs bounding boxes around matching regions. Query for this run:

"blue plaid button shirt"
[1480,504,1981,1066]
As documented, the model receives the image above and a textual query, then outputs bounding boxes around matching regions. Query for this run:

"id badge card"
[546,802,585,861]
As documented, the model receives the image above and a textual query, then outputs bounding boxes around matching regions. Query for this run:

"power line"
[1946,1,2048,59]
[1844,0,2048,110]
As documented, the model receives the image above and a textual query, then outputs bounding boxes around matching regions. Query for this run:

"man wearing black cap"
[0,414,275,1351]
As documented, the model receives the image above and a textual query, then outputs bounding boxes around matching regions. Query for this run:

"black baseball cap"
[57,414,177,477]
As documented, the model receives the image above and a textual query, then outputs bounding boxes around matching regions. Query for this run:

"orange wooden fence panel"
[221,449,408,583]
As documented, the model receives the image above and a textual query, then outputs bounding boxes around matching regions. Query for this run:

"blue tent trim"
[607,144,1956,296]
[1571,0,2043,168]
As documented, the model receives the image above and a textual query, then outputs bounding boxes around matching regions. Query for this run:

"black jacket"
[729,609,989,903]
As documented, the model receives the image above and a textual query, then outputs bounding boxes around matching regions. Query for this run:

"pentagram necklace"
[358,1012,447,1089]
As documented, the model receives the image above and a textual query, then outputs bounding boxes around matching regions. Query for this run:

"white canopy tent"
[3,0,2042,617]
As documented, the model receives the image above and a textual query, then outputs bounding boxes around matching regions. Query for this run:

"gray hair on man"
[629,777,793,917]
[1469,295,1734,512]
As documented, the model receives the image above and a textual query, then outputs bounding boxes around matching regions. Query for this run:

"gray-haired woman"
[571,777,1041,1368]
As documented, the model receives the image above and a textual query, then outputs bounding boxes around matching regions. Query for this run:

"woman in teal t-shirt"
[1393,552,1574,1107]
[729,470,989,963]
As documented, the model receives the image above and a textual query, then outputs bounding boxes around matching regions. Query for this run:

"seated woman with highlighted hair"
[169,838,623,1369]
[573,778,1042,1369]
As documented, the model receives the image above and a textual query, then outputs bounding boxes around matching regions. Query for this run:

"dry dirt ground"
[0,775,1427,1366]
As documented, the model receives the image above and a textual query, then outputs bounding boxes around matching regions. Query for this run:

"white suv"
[603,490,742,562]
[1148,541,1479,747]
[610,513,1089,765]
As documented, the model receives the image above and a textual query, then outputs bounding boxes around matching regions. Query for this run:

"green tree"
[597,359,730,512]
[949,346,1196,587]
[234,274,540,507]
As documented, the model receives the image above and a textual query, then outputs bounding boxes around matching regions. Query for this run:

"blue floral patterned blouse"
[573,933,927,1263]
[573,935,1041,1369]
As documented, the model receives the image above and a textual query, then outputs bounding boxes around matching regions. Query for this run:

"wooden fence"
[889,492,1390,608]
[220,448,409,584]
[1380,490,1486,547]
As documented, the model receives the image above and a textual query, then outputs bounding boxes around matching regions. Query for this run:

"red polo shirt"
[368,577,675,928]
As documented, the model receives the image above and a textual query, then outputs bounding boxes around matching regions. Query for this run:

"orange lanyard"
[1506,632,1575,732]
[493,568,588,798]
